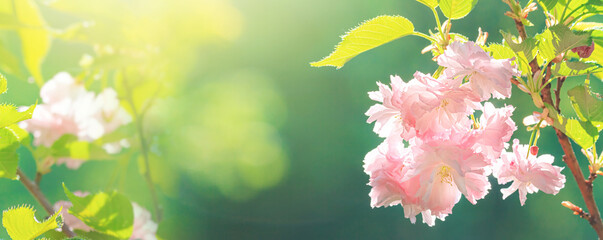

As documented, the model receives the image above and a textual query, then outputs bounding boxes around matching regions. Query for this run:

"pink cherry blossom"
[471,102,517,163]
[365,75,408,139]
[366,72,480,141]
[130,203,158,240]
[493,139,566,205]
[20,72,131,169]
[405,137,491,207]
[363,139,447,226]
[437,41,517,100]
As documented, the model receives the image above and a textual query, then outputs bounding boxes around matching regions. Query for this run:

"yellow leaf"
[438,0,478,20]
[417,0,438,8]
[14,0,51,87]
[2,205,63,240]
[310,15,414,69]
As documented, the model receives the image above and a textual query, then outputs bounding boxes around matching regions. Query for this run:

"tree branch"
[508,3,603,237]
[17,169,76,238]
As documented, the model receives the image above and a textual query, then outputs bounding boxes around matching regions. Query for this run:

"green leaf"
[50,135,114,161]
[63,184,134,239]
[500,32,536,74]
[438,0,478,20]
[547,104,602,149]
[0,73,6,94]
[310,15,415,68]
[0,128,19,179]
[2,205,63,240]
[417,0,438,8]
[553,0,603,21]
[553,59,601,77]
[0,104,35,129]
[568,85,603,122]
[73,230,120,240]
[0,43,26,79]
[538,0,558,11]
[14,0,51,86]
[485,43,516,59]
[536,24,591,61]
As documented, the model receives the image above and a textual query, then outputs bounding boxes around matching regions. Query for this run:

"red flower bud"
[530,146,539,155]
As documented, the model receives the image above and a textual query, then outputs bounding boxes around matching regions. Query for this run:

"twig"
[555,77,566,112]
[17,169,76,238]
[34,172,42,185]
[563,201,591,220]
[121,71,163,222]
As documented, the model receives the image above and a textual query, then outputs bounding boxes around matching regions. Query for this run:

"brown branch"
[508,2,603,237]
[543,68,603,238]
[17,169,76,238]
[555,77,566,112]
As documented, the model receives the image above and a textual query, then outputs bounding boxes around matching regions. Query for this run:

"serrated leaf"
[500,32,536,74]
[553,59,601,76]
[553,0,603,21]
[2,205,63,240]
[568,85,603,122]
[537,24,591,61]
[438,0,478,20]
[310,15,414,68]
[574,22,603,32]
[538,0,558,11]
[0,104,35,129]
[63,184,134,239]
[14,0,51,86]
[547,104,602,149]
[485,43,516,59]
[417,0,438,8]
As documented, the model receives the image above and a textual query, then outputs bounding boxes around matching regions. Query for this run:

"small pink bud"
[571,41,595,58]
[530,146,539,155]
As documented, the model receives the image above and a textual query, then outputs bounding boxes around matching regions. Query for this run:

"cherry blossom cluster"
[363,41,566,226]
[20,72,131,169]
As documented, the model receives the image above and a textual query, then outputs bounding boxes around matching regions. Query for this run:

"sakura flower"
[402,72,480,138]
[437,41,517,100]
[130,203,158,240]
[365,130,492,226]
[523,109,551,131]
[471,102,517,163]
[20,72,131,169]
[365,75,408,139]
[493,139,566,205]
[366,72,480,141]
[363,139,449,226]
[405,137,491,207]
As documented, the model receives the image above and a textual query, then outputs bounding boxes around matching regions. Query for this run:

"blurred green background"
[0,0,602,239]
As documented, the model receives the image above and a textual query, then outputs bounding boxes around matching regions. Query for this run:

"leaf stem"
[412,32,437,43]
[16,169,76,237]
[431,7,446,41]
[121,71,163,222]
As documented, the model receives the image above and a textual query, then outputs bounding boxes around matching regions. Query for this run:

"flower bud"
[531,93,544,108]
[530,146,539,155]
